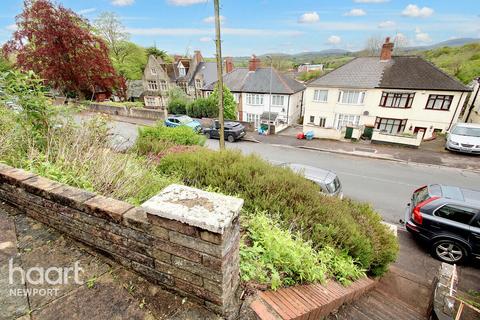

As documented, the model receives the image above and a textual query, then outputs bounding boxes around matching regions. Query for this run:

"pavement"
[0,206,222,320]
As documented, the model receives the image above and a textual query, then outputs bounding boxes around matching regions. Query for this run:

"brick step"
[328,288,427,320]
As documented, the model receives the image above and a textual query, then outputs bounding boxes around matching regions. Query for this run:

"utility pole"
[214,0,225,149]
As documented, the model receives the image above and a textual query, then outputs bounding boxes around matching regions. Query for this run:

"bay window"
[375,117,407,134]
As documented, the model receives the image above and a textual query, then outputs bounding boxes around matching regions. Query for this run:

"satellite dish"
[363,111,369,116]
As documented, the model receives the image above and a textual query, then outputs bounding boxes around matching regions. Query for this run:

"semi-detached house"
[203,55,305,133]
[303,38,471,143]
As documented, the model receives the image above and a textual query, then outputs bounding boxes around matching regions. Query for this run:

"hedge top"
[141,184,244,234]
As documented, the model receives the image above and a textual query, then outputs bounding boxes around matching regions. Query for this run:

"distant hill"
[406,38,480,51]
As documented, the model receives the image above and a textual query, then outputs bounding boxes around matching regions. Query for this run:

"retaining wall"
[87,103,165,120]
[0,163,242,316]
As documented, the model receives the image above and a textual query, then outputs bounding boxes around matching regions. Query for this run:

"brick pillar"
[141,184,243,316]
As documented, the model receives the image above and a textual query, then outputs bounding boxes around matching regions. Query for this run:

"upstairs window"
[313,90,328,102]
[426,95,454,111]
[271,95,285,106]
[246,94,264,106]
[178,64,186,77]
[195,79,202,89]
[151,68,157,75]
[338,90,365,105]
[380,92,415,108]
[160,80,168,91]
[147,80,158,91]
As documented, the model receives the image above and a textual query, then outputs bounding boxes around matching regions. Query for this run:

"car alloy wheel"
[227,135,235,143]
[433,240,465,263]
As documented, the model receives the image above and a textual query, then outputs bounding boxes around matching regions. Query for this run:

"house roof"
[126,80,143,98]
[203,67,305,95]
[309,56,471,92]
[188,62,218,87]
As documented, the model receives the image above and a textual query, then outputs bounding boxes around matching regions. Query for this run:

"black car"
[405,184,480,264]
[203,120,246,142]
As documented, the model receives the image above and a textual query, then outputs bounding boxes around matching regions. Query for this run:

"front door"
[414,127,427,140]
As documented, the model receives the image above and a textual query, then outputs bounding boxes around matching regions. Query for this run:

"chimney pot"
[249,54,261,72]
[380,37,394,61]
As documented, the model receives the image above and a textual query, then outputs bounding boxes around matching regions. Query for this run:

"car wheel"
[431,240,468,264]
[205,132,211,139]
[227,135,235,143]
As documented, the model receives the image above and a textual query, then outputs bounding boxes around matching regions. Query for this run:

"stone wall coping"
[141,184,243,234]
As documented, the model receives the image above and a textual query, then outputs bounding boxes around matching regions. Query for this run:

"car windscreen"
[451,126,480,137]
[412,186,430,206]
[178,116,193,124]
[325,177,341,194]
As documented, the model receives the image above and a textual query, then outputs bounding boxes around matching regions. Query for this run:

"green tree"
[209,84,237,120]
[146,47,173,63]
[112,42,147,80]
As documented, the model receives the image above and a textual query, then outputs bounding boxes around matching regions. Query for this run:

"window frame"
[147,80,158,91]
[313,89,328,103]
[195,79,202,89]
[271,95,285,107]
[309,115,315,124]
[335,113,360,129]
[338,90,366,105]
[433,204,477,225]
[246,93,264,106]
[379,91,415,109]
[159,80,168,91]
[425,94,454,111]
[374,117,407,134]
[319,117,326,127]
[151,68,157,75]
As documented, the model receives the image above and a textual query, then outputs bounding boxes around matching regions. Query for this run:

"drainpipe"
[448,92,465,131]
[465,79,480,122]
[286,95,290,125]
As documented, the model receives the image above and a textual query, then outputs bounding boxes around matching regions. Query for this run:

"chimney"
[248,54,261,72]
[380,37,394,61]
[174,54,183,62]
[194,50,203,64]
[224,57,234,73]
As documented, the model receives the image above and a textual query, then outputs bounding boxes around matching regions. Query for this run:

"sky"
[0,0,479,57]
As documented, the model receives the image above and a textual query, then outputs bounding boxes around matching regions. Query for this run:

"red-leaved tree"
[3,0,122,98]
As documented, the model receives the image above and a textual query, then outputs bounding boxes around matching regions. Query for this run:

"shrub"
[158,149,398,275]
[135,123,205,155]
[167,97,188,115]
[209,84,237,120]
[241,213,364,289]
[187,97,218,118]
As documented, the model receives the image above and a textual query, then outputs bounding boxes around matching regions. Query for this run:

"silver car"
[445,123,480,154]
[277,162,343,198]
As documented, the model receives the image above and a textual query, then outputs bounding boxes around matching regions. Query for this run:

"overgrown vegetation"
[421,43,480,84]
[157,149,398,277]
[241,213,364,289]
[96,101,144,108]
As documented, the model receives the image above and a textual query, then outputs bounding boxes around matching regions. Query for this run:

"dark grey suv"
[405,184,480,264]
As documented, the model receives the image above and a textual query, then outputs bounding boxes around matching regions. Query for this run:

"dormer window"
[178,62,186,77]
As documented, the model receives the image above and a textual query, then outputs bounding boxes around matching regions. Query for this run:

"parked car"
[203,120,246,143]
[276,162,343,198]
[164,115,201,132]
[404,184,480,264]
[445,123,480,154]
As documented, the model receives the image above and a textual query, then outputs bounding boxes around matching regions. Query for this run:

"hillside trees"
[3,0,122,99]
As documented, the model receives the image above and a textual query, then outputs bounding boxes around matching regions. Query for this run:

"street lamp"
[265,55,273,134]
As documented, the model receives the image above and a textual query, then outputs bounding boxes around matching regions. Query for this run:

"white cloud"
[402,4,434,18]
[344,9,366,17]
[199,37,212,42]
[378,20,396,28]
[354,0,388,2]
[298,12,319,24]
[167,0,207,6]
[127,27,302,37]
[111,0,135,6]
[5,24,17,31]
[327,35,341,45]
[415,28,431,42]
[203,15,225,24]
[78,8,96,15]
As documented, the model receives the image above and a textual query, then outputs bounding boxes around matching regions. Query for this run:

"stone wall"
[432,263,457,320]
[0,163,243,316]
[87,103,165,120]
